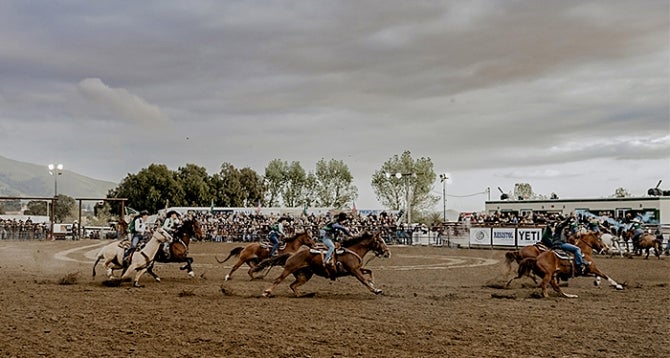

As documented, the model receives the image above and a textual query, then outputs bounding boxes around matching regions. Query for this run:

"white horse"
[601,233,627,257]
[96,228,172,287]
[92,239,131,279]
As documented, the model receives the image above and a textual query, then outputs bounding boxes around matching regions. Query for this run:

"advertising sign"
[516,227,543,247]
[469,227,491,246]
[491,228,516,247]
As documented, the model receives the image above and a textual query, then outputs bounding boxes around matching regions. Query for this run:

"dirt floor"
[0,239,668,358]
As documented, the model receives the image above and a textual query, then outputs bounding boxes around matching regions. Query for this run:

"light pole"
[48,163,63,239]
[439,173,450,223]
[48,163,63,197]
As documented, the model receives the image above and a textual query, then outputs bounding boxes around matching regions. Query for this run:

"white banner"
[516,228,543,247]
[469,227,491,246]
[492,228,516,246]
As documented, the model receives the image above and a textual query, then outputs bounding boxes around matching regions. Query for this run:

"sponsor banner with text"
[491,228,515,246]
[516,227,543,247]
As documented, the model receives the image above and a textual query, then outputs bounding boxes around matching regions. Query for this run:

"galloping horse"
[217,230,316,281]
[504,243,551,282]
[262,231,390,297]
[100,228,172,287]
[145,218,204,281]
[512,231,624,298]
[636,232,662,259]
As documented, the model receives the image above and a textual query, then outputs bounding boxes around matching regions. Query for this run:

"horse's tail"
[250,253,292,273]
[92,254,102,278]
[517,257,538,278]
[504,250,520,270]
[215,247,244,263]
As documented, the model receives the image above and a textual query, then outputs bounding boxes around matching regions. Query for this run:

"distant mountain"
[0,155,117,198]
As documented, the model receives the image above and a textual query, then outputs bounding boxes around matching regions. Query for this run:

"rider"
[268,217,288,257]
[540,223,554,247]
[551,215,589,275]
[161,210,180,257]
[630,218,644,247]
[320,212,353,278]
[123,210,149,265]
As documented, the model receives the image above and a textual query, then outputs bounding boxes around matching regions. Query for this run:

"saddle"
[117,240,131,249]
[260,241,287,251]
[551,249,572,261]
[533,243,550,252]
[309,243,344,255]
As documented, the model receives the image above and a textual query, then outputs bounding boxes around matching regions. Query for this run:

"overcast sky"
[1,0,668,212]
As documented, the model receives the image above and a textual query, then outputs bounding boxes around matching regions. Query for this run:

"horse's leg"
[262,267,294,297]
[588,265,624,290]
[548,275,577,298]
[224,258,246,281]
[146,262,161,282]
[350,267,382,295]
[288,271,313,297]
[360,268,374,285]
[133,268,149,287]
[183,257,195,277]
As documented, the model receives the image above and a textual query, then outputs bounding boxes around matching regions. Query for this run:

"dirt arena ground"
[0,239,668,358]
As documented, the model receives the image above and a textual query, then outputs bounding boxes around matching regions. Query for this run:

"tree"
[24,200,47,216]
[109,164,183,213]
[53,194,75,223]
[282,161,307,208]
[264,159,288,207]
[371,151,438,222]
[613,187,631,198]
[313,158,358,208]
[239,167,264,207]
[177,164,211,206]
[514,183,532,200]
[216,163,245,207]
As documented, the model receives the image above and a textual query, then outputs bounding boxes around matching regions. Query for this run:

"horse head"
[577,231,609,255]
[176,219,204,241]
[369,231,391,258]
[153,228,172,243]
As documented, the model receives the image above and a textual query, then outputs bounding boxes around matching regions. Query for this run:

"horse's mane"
[342,231,374,248]
[175,219,197,237]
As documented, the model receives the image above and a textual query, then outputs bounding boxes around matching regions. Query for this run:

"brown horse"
[636,233,662,259]
[145,219,204,281]
[504,243,551,283]
[217,230,316,281]
[262,231,391,297]
[513,231,624,298]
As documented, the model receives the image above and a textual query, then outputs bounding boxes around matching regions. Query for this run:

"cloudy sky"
[1,0,668,212]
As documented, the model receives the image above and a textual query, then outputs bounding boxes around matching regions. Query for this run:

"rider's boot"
[123,247,134,267]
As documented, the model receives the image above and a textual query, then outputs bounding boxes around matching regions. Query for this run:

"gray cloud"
[0,0,667,210]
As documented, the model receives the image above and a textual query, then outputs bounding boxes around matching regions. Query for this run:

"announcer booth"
[469,226,544,249]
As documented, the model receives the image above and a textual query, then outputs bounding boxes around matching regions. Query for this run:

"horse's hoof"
[262,290,273,298]
[615,284,623,290]
[373,288,383,295]
[224,275,230,281]
[188,271,195,278]
[155,277,161,282]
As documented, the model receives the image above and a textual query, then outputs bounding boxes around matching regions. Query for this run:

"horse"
[512,231,624,298]
[601,233,627,257]
[92,238,131,279]
[145,218,204,281]
[636,232,662,259]
[217,230,316,281]
[504,243,551,280]
[100,228,172,287]
[262,231,391,298]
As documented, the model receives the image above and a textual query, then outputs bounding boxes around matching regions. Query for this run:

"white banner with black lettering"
[469,227,491,246]
[516,228,543,247]
[491,228,516,246]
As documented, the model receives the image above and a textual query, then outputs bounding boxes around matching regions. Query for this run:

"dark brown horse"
[636,233,662,259]
[262,231,391,297]
[513,231,624,298]
[145,219,204,281]
[217,230,316,281]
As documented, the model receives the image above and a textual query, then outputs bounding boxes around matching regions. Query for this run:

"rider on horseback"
[552,215,589,275]
[123,210,149,266]
[268,217,289,257]
[161,210,180,258]
[320,212,353,278]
